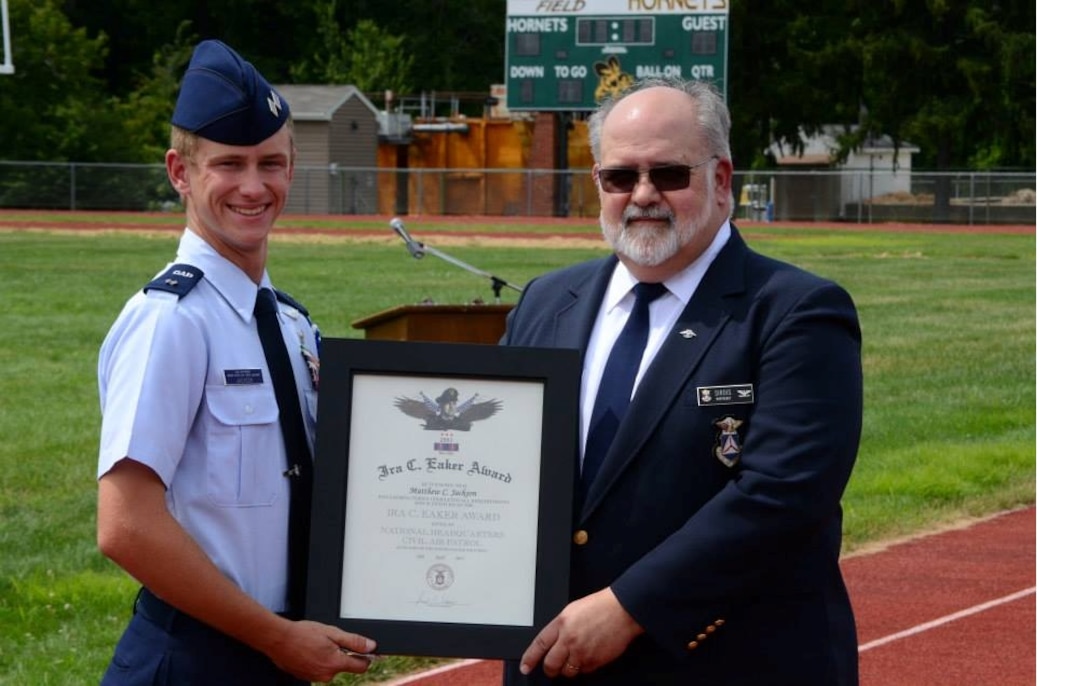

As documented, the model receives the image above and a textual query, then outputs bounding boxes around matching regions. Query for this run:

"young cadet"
[96,40,377,684]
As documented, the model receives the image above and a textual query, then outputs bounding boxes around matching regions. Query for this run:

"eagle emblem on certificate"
[395,387,502,431]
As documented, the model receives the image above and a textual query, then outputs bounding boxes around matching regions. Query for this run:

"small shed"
[275,84,381,215]
[764,127,919,221]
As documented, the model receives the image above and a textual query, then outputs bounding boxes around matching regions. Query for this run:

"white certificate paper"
[339,374,543,626]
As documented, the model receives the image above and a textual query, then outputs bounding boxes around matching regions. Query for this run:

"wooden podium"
[350,303,514,344]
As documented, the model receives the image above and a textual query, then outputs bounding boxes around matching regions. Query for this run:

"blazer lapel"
[550,256,617,350]
[581,230,750,518]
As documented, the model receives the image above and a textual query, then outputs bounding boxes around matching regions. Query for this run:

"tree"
[114,22,197,163]
[6,0,1035,179]
[290,0,413,94]
[833,0,1035,218]
[841,0,1034,170]
[0,0,130,161]
[60,0,315,89]
[348,0,506,94]
[727,0,861,169]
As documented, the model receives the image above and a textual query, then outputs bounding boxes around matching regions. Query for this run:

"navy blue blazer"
[501,228,862,686]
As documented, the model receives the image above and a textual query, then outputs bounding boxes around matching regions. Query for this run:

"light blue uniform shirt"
[98,229,320,612]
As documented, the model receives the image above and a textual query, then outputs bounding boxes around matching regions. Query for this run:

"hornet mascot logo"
[394,387,502,431]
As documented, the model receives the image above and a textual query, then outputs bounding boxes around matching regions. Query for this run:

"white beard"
[600,189,715,267]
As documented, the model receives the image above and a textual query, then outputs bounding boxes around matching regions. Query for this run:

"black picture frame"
[306,338,580,659]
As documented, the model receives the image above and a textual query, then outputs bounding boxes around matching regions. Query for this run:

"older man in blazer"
[501,79,863,685]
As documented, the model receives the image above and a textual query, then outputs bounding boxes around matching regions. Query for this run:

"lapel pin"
[679,329,697,339]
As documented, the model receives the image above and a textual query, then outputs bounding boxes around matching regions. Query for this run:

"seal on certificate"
[426,563,455,591]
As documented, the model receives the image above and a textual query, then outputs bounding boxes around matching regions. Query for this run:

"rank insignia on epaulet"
[274,289,309,317]
[143,264,205,298]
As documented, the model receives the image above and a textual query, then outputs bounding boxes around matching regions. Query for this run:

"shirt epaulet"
[274,289,309,317]
[143,264,205,298]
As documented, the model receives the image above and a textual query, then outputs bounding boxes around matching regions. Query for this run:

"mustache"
[623,205,674,226]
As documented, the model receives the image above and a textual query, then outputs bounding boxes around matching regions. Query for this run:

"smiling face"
[165,124,294,281]
[595,86,733,282]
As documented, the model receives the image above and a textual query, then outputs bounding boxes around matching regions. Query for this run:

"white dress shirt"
[98,229,319,611]
[579,222,732,461]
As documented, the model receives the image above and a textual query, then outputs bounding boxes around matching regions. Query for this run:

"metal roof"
[273,84,380,121]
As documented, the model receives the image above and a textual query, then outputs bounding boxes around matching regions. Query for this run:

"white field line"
[380,587,1037,681]
[858,586,1036,652]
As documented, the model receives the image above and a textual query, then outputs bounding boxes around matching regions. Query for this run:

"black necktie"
[254,287,313,619]
[581,282,668,499]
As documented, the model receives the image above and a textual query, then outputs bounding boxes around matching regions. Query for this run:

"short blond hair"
[169,126,201,161]
[169,120,296,162]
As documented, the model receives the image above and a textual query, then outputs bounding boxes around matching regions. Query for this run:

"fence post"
[303,168,309,214]
[416,168,424,214]
[69,163,76,210]
[525,169,533,217]
[985,173,992,225]
[969,173,975,226]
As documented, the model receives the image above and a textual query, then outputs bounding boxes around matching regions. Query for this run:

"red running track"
[381,506,1035,685]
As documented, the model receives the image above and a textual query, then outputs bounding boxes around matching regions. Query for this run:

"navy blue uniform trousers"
[101,588,306,686]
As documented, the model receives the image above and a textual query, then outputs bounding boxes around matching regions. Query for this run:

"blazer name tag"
[696,384,754,406]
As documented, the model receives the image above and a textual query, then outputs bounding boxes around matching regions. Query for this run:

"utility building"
[276,84,381,215]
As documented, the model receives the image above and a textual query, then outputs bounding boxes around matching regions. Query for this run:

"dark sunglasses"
[596,156,719,194]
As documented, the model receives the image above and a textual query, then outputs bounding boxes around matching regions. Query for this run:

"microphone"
[387,216,523,300]
[390,217,425,259]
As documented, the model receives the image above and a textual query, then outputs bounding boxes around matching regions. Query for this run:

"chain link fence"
[0,161,1035,224]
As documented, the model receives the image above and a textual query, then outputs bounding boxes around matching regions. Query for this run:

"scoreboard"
[504,0,730,111]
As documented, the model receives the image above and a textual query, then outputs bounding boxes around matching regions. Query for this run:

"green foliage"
[843,0,1035,170]
[114,22,198,164]
[0,222,1034,683]
[1,1,1038,172]
[0,0,115,161]
[336,0,506,94]
[290,1,414,94]
[729,0,861,168]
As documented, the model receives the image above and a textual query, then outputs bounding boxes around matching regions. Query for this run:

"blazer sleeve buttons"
[686,619,725,650]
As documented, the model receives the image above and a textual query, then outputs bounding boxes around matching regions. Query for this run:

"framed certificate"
[306,338,580,659]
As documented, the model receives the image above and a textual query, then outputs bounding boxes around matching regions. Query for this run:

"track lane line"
[858,586,1036,652]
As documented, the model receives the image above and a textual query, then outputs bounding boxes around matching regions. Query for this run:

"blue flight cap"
[171,40,290,146]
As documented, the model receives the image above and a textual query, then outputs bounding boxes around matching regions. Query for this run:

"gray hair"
[587,78,733,165]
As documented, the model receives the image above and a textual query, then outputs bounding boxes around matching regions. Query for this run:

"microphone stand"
[389,217,523,302]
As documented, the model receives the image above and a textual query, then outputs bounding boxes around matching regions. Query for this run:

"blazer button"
[572,530,589,545]
[687,641,699,650]
[697,633,707,641]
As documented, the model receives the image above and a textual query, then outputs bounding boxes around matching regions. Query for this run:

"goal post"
[1,0,13,75]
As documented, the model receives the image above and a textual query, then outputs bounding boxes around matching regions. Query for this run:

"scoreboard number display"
[505,0,730,111]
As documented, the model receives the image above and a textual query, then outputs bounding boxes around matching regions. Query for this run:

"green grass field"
[0,219,1035,684]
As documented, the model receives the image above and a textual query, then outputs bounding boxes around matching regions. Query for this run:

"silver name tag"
[696,384,754,406]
